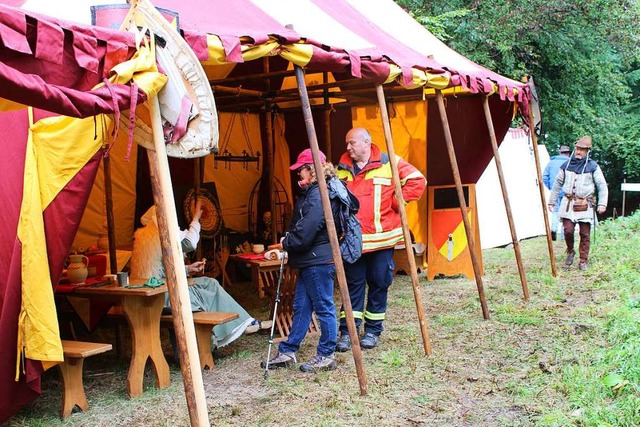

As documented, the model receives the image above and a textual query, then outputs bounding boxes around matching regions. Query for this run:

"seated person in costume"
[129,201,268,350]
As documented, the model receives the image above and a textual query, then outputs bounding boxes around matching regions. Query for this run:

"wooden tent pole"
[375,85,432,355]
[148,97,209,426]
[102,154,118,274]
[294,65,368,395]
[482,96,529,300]
[435,90,490,319]
[526,104,557,277]
[323,72,332,157]
[263,57,278,245]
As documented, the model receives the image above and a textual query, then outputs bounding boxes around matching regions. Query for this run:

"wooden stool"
[393,243,425,276]
[162,311,239,370]
[59,340,112,419]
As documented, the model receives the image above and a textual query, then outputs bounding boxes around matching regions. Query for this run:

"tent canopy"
[0,0,533,422]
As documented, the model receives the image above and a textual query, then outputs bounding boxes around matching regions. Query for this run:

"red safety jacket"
[337,145,426,253]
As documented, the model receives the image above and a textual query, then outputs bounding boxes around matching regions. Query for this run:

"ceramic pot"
[97,233,109,250]
[67,254,89,284]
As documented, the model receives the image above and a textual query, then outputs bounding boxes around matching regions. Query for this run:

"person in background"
[129,201,269,351]
[263,148,347,373]
[335,127,426,352]
[548,135,608,270]
[543,145,571,240]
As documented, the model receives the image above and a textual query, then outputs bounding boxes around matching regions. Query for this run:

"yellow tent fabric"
[17,112,110,378]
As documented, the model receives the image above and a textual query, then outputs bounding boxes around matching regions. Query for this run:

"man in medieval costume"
[548,135,608,270]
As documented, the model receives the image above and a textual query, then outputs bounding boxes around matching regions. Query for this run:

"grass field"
[7,213,640,426]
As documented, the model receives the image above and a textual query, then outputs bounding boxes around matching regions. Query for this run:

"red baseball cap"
[289,148,326,170]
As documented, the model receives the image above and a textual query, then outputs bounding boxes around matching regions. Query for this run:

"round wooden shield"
[183,188,223,239]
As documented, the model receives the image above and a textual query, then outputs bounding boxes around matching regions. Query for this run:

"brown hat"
[574,135,592,149]
[559,145,571,153]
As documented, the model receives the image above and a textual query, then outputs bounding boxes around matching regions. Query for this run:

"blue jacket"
[282,177,342,269]
[543,154,569,209]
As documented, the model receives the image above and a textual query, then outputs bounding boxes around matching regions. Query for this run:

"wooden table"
[71,279,170,398]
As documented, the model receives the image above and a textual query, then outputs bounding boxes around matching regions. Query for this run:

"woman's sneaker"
[260,352,296,369]
[300,354,337,373]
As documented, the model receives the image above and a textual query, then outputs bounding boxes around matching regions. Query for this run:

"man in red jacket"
[336,127,426,350]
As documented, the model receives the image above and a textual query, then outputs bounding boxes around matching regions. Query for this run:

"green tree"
[397,0,640,212]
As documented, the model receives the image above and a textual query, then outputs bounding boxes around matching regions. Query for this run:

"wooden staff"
[148,96,209,426]
[375,85,432,355]
[294,65,368,395]
[482,96,529,300]
[526,101,557,277]
[435,90,490,319]
[102,153,118,274]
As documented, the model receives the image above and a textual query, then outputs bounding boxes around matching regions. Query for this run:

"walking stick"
[263,250,287,379]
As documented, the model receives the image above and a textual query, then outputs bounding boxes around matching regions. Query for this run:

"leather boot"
[565,251,575,267]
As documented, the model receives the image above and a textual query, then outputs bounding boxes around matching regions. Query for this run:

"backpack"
[336,181,362,264]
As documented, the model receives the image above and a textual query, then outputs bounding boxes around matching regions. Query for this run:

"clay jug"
[97,233,109,251]
[67,254,89,284]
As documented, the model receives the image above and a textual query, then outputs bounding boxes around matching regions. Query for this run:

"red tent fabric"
[0,4,145,422]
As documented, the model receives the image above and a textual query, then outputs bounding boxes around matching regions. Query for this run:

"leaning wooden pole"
[148,97,209,426]
[435,90,490,319]
[103,154,118,274]
[526,105,557,277]
[376,85,432,355]
[295,65,368,395]
[482,96,529,300]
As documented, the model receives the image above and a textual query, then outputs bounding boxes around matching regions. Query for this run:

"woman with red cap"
[262,148,350,373]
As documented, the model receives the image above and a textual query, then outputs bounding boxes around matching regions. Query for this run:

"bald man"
[335,127,426,351]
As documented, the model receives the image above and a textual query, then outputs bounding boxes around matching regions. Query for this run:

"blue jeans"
[339,248,395,336]
[279,264,337,357]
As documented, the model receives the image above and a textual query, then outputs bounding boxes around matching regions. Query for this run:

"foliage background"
[396,0,640,214]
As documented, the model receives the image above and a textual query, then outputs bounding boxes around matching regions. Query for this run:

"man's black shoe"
[335,334,351,352]
[360,332,379,349]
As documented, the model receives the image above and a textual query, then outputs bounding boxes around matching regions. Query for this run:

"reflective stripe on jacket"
[337,145,426,252]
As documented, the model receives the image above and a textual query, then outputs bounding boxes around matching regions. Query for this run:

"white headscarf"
[140,205,157,227]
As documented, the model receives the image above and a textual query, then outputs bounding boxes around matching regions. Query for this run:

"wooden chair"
[59,340,112,419]
[262,267,319,342]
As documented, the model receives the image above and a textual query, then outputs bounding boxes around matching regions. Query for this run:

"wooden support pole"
[148,97,209,426]
[264,57,278,245]
[323,72,332,158]
[375,85,432,355]
[435,90,490,319]
[622,177,626,217]
[482,96,529,301]
[103,154,118,274]
[295,65,368,395]
[527,105,557,277]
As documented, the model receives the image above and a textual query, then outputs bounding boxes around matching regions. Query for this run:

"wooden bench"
[60,340,112,419]
[161,311,239,370]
